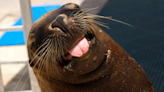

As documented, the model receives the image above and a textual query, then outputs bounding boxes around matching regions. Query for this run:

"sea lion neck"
[41,26,113,84]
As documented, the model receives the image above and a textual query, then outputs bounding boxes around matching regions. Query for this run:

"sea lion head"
[27,3,110,84]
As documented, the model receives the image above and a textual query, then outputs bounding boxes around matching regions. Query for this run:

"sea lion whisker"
[31,38,50,61]
[54,37,59,57]
[36,40,52,74]
[13,66,29,91]
[86,14,133,27]
[75,12,85,18]
[74,16,88,26]
[50,44,61,76]
[70,8,87,17]
[37,51,48,74]
[38,51,49,74]
[51,38,62,61]
[57,42,66,59]
[16,39,50,89]
[70,9,80,17]
[33,36,51,54]
[32,51,46,70]
[81,8,90,11]
[83,7,98,13]
[21,75,30,91]
[63,38,70,50]
[53,38,58,55]
[32,40,51,69]
[41,43,51,59]
[38,39,52,61]
[37,60,44,74]
[88,23,97,33]
[29,47,47,67]
[44,48,49,73]
[15,40,50,91]
[73,9,83,16]
[17,53,46,91]
[74,20,87,26]
[59,37,67,55]
[42,40,53,68]
[91,19,110,29]
[75,7,98,18]
[58,37,64,55]
[91,19,107,25]
[31,38,50,60]
[43,54,49,71]
[45,40,61,76]
[72,7,98,20]
[74,13,86,21]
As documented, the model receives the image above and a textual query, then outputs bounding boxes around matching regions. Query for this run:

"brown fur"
[27,3,155,92]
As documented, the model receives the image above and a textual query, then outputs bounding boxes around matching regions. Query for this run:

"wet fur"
[27,3,155,92]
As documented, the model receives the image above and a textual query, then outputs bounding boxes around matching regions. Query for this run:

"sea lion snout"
[48,14,69,36]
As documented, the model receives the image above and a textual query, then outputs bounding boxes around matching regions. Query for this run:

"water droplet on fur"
[69,64,72,68]
[101,75,105,78]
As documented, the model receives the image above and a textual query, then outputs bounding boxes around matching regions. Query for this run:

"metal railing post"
[19,0,41,92]
[0,65,4,92]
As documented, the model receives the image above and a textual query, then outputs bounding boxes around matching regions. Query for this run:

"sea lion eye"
[74,5,80,9]
[31,42,34,50]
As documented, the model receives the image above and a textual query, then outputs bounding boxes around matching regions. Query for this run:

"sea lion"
[27,3,155,92]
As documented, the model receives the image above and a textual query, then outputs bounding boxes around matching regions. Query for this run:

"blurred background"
[0,0,163,92]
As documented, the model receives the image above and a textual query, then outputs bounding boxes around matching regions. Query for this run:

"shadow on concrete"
[5,64,31,91]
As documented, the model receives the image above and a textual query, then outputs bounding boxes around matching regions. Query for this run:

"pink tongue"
[68,37,89,57]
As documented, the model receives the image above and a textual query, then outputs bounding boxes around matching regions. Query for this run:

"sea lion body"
[27,3,155,92]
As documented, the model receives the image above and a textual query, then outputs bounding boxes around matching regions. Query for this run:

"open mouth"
[60,31,95,66]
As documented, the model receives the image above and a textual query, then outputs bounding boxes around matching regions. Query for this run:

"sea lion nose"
[51,14,69,33]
